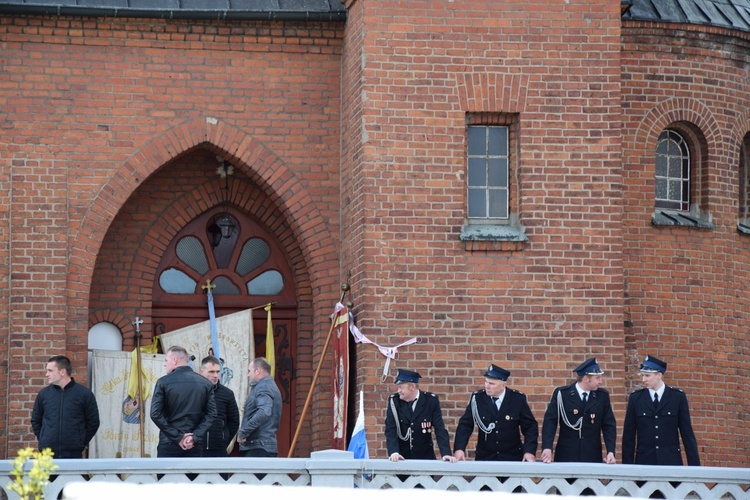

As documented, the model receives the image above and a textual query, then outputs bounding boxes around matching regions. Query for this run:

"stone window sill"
[651,210,714,229]
[460,224,528,252]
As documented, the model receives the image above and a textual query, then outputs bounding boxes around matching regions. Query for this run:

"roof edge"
[0,5,347,22]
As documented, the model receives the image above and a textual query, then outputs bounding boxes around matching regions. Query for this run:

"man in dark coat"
[622,355,700,466]
[385,369,455,462]
[199,356,240,457]
[150,346,216,457]
[31,355,100,459]
[237,357,282,457]
[541,357,617,463]
[453,364,538,462]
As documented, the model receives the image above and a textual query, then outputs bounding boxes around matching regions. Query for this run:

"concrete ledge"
[61,482,627,500]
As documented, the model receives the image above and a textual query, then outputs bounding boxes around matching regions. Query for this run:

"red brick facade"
[0,0,748,467]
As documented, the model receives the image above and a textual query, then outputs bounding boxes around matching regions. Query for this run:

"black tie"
[582,392,588,403]
[491,397,500,415]
[403,399,414,418]
[653,392,659,407]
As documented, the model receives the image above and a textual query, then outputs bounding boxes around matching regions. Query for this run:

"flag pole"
[288,271,351,457]
[131,316,145,458]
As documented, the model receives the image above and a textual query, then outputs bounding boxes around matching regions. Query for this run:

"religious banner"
[90,349,165,458]
[331,304,349,449]
[159,308,254,420]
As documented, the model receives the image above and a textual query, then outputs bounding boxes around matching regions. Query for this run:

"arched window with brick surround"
[738,132,750,233]
[655,129,690,211]
[652,123,714,229]
[152,205,297,455]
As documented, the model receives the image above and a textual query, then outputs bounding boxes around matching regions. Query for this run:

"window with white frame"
[655,129,690,211]
[467,125,509,220]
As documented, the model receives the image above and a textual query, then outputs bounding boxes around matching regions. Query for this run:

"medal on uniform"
[573,409,579,415]
[590,413,596,424]
[505,415,510,420]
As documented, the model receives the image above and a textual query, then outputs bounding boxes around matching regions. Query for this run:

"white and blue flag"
[347,390,369,459]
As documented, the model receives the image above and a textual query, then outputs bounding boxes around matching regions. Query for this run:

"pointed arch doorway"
[151,204,297,456]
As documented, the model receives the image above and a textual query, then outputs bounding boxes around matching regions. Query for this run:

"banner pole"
[288,272,351,457]
[131,316,145,458]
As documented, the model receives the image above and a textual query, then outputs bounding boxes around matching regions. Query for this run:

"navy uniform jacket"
[541,383,616,463]
[454,388,538,461]
[385,390,452,459]
[622,386,700,466]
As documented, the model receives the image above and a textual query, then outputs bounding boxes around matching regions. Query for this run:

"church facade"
[0,0,748,466]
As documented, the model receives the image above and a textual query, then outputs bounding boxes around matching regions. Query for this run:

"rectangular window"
[467,125,509,220]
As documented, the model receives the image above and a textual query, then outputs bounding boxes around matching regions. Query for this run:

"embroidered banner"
[159,308,255,422]
[331,304,349,449]
[90,349,164,458]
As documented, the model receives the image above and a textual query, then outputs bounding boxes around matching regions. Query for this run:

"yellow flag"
[126,337,159,399]
[127,349,149,400]
[141,336,160,354]
[265,303,275,378]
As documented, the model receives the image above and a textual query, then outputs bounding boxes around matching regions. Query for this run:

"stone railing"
[0,450,747,499]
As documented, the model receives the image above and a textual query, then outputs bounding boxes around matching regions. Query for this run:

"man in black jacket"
[385,369,455,462]
[150,346,216,457]
[199,355,239,457]
[541,357,617,464]
[31,355,100,458]
[453,364,538,462]
[622,355,700,466]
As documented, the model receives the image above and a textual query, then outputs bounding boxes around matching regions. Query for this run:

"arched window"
[655,129,690,211]
[87,322,123,379]
[739,132,750,227]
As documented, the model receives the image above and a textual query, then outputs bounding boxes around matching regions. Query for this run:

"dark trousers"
[202,448,229,457]
[157,442,201,458]
[242,449,277,457]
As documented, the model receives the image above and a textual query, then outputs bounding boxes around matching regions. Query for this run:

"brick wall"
[0,15,344,457]
[1,2,749,468]
[341,0,628,460]
[621,22,750,467]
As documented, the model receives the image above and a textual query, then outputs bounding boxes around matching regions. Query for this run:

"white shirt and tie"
[490,391,505,412]
[575,384,589,404]
[649,385,665,406]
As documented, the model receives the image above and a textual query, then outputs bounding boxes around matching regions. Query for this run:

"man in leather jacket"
[150,346,216,457]
[199,355,239,457]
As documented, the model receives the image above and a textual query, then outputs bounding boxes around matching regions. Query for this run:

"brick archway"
[631,97,721,154]
[70,118,340,456]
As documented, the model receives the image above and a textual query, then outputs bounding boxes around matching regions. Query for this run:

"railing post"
[307,449,358,488]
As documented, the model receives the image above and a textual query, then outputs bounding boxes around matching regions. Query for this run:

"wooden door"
[151,206,297,456]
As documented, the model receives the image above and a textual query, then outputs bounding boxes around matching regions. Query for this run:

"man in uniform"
[453,364,538,462]
[622,355,700,465]
[385,368,455,462]
[541,357,617,463]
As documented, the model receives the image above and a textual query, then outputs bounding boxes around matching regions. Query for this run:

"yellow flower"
[7,447,57,500]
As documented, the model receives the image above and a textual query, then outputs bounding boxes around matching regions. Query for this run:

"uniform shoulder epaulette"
[510,388,525,395]
[631,387,647,394]
[425,391,438,398]
[474,389,485,396]
[671,387,684,393]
